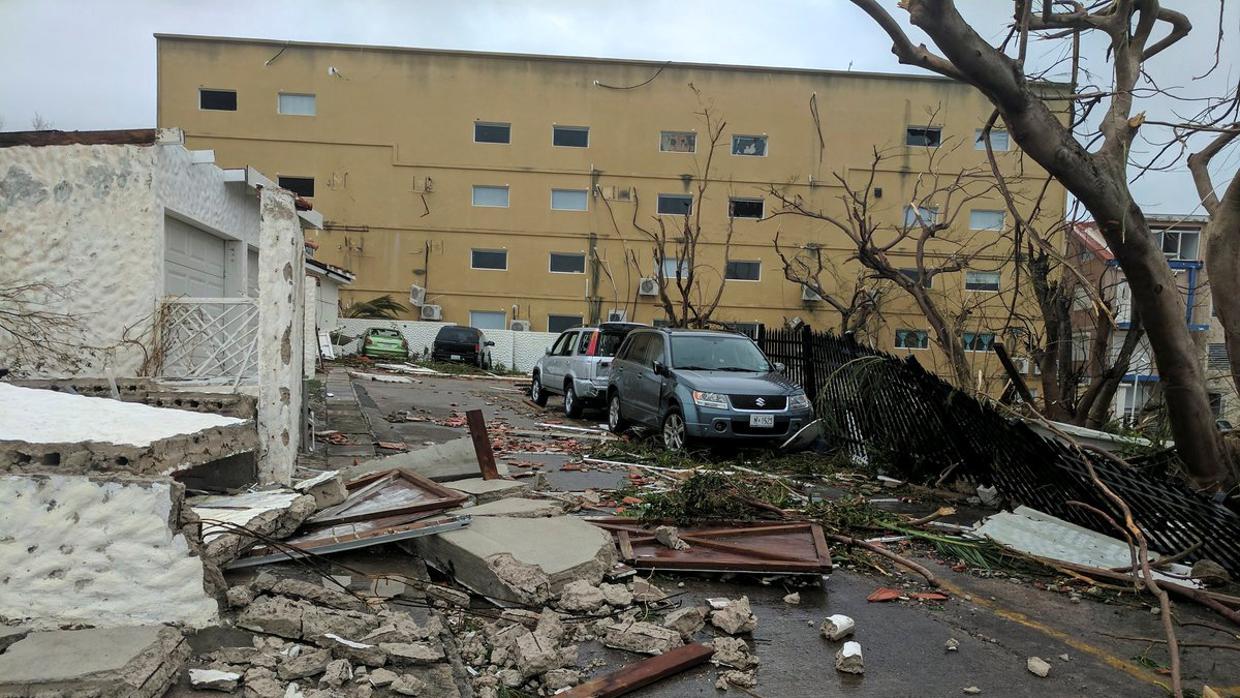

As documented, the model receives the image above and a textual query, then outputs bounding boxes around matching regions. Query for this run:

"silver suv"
[530,322,644,417]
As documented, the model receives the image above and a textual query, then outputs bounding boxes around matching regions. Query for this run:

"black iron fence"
[757,324,1240,576]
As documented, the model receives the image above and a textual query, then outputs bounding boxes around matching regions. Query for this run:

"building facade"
[156,35,1067,383]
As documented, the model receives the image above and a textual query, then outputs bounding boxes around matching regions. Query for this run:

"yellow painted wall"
[157,35,1067,385]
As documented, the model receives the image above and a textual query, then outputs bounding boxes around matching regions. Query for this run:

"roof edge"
[0,128,159,148]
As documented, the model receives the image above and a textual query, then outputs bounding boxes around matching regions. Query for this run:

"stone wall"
[0,474,219,630]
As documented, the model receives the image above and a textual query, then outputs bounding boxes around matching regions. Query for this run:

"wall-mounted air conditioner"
[420,305,443,321]
[638,278,659,296]
[1012,357,1031,374]
[801,286,823,302]
[597,185,634,202]
[606,309,627,322]
[510,320,531,331]
[409,284,426,306]
[411,176,434,193]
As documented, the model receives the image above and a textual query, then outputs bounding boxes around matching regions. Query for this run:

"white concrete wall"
[318,277,342,331]
[337,319,558,373]
[256,187,305,484]
[0,132,264,378]
[0,474,218,630]
[304,276,318,379]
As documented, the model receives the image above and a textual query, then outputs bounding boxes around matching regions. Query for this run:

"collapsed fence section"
[756,324,1240,577]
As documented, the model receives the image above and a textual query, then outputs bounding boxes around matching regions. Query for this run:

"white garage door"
[164,216,226,297]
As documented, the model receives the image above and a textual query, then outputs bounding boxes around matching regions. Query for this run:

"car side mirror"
[653,361,667,376]
[485,341,495,347]
[545,348,552,355]
[773,362,786,373]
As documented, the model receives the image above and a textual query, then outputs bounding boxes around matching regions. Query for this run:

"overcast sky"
[1,0,1235,215]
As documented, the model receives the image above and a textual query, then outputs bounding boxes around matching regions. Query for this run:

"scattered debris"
[654,525,691,550]
[604,621,684,655]
[189,668,242,692]
[663,606,707,640]
[710,596,758,635]
[306,468,468,526]
[590,519,832,575]
[783,591,801,605]
[1026,656,1052,678]
[559,643,712,697]
[820,614,855,641]
[945,638,960,652]
[710,637,758,670]
[835,641,864,674]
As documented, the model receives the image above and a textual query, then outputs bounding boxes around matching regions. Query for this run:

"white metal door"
[164,216,226,297]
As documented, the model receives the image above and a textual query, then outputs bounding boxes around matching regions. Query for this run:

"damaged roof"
[0,129,159,148]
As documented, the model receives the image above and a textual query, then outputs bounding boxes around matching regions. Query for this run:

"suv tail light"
[364,337,373,347]
[474,343,481,353]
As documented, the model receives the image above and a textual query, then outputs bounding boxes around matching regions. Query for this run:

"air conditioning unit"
[787,316,804,329]
[411,176,434,193]
[510,320,531,331]
[638,277,659,296]
[801,286,823,302]
[598,185,634,202]
[606,309,627,322]
[1012,357,1031,374]
[409,284,426,307]
[420,305,443,321]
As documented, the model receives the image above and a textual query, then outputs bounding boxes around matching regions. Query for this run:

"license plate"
[749,414,775,428]
[450,354,461,361]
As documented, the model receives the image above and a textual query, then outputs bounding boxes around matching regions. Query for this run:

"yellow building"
[156,34,1066,381]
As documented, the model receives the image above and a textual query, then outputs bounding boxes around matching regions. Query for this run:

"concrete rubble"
[835,641,865,674]
[709,596,759,635]
[0,625,190,698]
[820,614,856,641]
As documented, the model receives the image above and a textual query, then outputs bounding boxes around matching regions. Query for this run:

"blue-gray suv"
[606,328,814,449]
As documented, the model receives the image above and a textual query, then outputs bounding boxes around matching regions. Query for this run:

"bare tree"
[773,235,886,336]
[29,113,51,130]
[848,0,1232,489]
[770,143,1010,387]
[604,96,736,329]
[0,282,89,374]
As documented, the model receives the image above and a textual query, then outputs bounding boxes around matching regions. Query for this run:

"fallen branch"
[829,533,940,587]
[1100,633,1240,653]
[907,506,957,528]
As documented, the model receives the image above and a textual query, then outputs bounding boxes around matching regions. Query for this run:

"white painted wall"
[303,276,318,380]
[338,319,558,373]
[0,474,218,630]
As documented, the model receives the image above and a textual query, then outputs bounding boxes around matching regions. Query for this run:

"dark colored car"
[431,325,495,368]
[606,328,813,449]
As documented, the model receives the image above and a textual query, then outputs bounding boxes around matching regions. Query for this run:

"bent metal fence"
[157,297,259,385]
[757,324,1240,576]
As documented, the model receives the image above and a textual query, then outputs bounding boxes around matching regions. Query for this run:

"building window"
[549,252,586,274]
[965,270,1001,291]
[552,125,589,148]
[474,122,510,144]
[904,205,940,227]
[906,126,941,147]
[1072,332,1091,362]
[1208,342,1230,370]
[278,176,314,198]
[970,209,1005,231]
[725,260,761,281]
[472,185,510,208]
[199,89,236,111]
[550,188,588,211]
[277,93,316,116]
[898,268,932,288]
[974,129,1010,151]
[660,131,696,153]
[548,314,583,333]
[731,135,767,156]
[471,249,508,270]
[728,198,764,219]
[894,329,929,349]
[469,310,507,330]
[657,194,693,215]
[962,332,996,352]
[1154,228,1200,260]
[661,258,687,280]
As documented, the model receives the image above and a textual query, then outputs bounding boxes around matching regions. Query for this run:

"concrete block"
[345,436,508,482]
[454,497,564,518]
[414,515,616,604]
[294,470,348,509]
[447,477,529,504]
[0,626,188,697]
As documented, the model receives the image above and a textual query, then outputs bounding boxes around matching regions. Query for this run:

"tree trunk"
[1204,169,1240,399]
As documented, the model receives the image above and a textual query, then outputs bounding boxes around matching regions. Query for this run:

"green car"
[360,328,410,359]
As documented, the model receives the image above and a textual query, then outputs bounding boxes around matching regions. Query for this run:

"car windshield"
[437,327,478,342]
[670,334,771,372]
[596,329,631,357]
[372,329,401,338]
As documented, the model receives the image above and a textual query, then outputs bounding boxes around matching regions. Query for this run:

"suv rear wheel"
[563,382,583,418]
[530,372,549,406]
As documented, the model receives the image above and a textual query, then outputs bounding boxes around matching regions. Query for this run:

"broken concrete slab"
[454,497,564,518]
[414,515,616,604]
[662,607,706,641]
[190,489,317,565]
[276,646,332,680]
[447,477,530,504]
[345,436,509,482]
[820,614,856,641]
[0,383,254,476]
[322,633,388,667]
[380,641,445,666]
[0,625,30,652]
[1027,656,1052,677]
[710,636,758,670]
[835,641,864,674]
[557,579,607,612]
[392,665,460,698]
[0,625,189,698]
[603,620,683,655]
[0,474,219,630]
[709,596,758,635]
[293,470,348,509]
